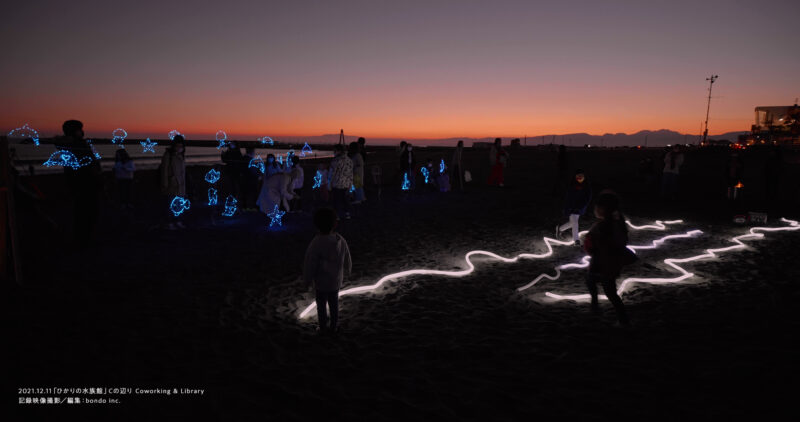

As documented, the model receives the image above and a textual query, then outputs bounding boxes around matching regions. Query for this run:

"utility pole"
[338,129,345,146]
[702,74,718,144]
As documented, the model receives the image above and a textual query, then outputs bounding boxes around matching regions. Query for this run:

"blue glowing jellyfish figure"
[140,138,157,153]
[111,128,127,148]
[43,150,92,169]
[259,136,274,145]
[222,195,238,217]
[8,123,40,146]
[168,130,182,141]
[205,168,220,184]
[169,196,191,217]
[401,172,411,191]
[439,159,446,174]
[86,139,102,159]
[215,130,228,150]
[312,170,322,189]
[420,166,430,184]
[248,154,265,174]
[301,142,312,156]
[267,205,285,228]
[208,187,218,206]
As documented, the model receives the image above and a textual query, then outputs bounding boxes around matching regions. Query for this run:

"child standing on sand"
[583,191,630,326]
[557,169,592,245]
[304,207,352,334]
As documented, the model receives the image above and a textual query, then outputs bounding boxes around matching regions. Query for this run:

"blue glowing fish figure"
[169,196,191,217]
[111,128,127,147]
[312,170,322,189]
[222,195,238,217]
[205,168,220,184]
[267,205,285,228]
[259,136,274,145]
[439,159,445,174]
[208,187,218,206]
[140,138,157,153]
[168,130,182,141]
[8,123,40,146]
[249,154,265,174]
[301,142,312,156]
[43,150,92,169]
[420,166,430,184]
[401,172,411,191]
[216,130,228,150]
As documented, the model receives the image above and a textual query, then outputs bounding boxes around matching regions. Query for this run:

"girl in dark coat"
[556,169,592,244]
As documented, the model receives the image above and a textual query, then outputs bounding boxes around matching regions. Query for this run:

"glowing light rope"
[168,130,181,141]
[259,136,274,145]
[43,150,92,169]
[249,154,265,174]
[140,138,157,153]
[111,128,127,147]
[267,205,285,228]
[544,218,800,301]
[516,230,704,292]
[312,171,322,189]
[439,159,445,174]
[421,167,430,184]
[298,219,685,319]
[216,130,227,150]
[301,142,312,156]
[169,196,190,217]
[222,195,237,217]
[8,123,40,146]
[205,169,220,184]
[401,172,411,191]
[208,187,218,206]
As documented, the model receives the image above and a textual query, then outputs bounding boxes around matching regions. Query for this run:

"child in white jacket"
[303,207,352,333]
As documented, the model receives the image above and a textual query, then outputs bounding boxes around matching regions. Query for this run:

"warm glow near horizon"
[2,0,797,141]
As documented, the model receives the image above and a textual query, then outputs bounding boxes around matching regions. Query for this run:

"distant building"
[742,104,800,145]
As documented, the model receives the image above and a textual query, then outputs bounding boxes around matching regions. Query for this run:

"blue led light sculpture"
[401,172,411,190]
[43,150,92,169]
[259,136,274,145]
[208,187,218,206]
[216,130,227,149]
[168,130,182,140]
[111,128,127,147]
[8,123,40,146]
[439,159,445,174]
[249,154,265,174]
[205,169,220,184]
[140,138,157,153]
[301,142,312,156]
[312,171,322,189]
[267,205,285,228]
[420,167,430,184]
[86,139,102,159]
[169,196,191,216]
[222,195,238,217]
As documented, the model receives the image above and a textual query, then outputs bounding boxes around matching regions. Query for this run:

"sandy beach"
[10,145,800,420]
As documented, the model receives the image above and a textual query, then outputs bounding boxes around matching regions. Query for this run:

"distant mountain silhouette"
[274,130,749,148]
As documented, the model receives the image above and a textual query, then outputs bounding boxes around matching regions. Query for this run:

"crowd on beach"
[14,119,794,333]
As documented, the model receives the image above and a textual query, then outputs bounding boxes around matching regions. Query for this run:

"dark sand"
[10,146,800,420]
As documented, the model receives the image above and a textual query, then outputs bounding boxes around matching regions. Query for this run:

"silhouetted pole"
[702,75,718,144]
[338,129,345,146]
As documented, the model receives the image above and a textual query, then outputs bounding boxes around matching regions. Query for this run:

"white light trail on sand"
[544,218,799,302]
[298,220,684,319]
[516,230,703,292]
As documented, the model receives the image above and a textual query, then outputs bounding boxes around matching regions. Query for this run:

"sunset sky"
[2,0,797,141]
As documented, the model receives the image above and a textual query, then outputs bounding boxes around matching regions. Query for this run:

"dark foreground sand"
[10,146,800,420]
